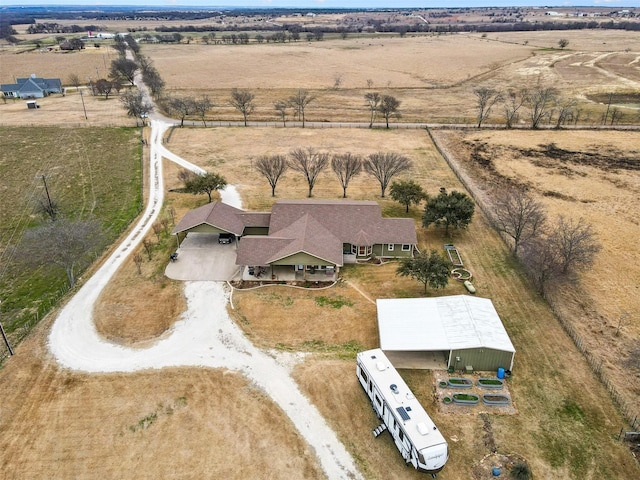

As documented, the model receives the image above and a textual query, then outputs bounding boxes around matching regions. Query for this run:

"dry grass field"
[432,128,640,417]
[1,30,639,480]
[140,30,640,124]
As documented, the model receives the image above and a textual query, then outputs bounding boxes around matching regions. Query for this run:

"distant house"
[1,74,62,99]
[172,199,417,281]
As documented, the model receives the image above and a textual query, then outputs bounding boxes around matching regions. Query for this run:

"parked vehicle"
[218,233,234,244]
[356,349,448,476]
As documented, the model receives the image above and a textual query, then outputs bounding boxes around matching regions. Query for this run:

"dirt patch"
[471,452,531,480]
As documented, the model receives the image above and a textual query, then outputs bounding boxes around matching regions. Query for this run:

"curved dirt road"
[48,116,363,480]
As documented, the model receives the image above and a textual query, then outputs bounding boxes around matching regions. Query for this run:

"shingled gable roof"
[171,201,247,235]
[268,214,344,265]
[269,199,417,245]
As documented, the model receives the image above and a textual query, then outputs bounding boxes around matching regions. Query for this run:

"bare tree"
[255,155,288,197]
[230,89,255,126]
[363,152,412,197]
[378,95,401,129]
[109,57,138,85]
[67,73,81,91]
[274,100,288,126]
[133,252,143,274]
[503,88,527,128]
[288,148,329,197]
[142,67,165,98]
[142,238,154,260]
[193,95,213,126]
[474,87,502,128]
[558,38,569,49]
[288,89,315,127]
[602,92,614,125]
[519,236,562,294]
[331,153,363,198]
[526,86,558,129]
[609,107,624,125]
[554,98,577,129]
[165,95,196,127]
[364,92,381,128]
[493,189,546,253]
[18,217,103,288]
[550,216,601,275]
[167,206,177,225]
[120,90,153,126]
[152,222,163,241]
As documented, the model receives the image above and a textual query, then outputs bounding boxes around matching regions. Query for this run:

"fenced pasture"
[432,128,640,426]
[141,30,640,124]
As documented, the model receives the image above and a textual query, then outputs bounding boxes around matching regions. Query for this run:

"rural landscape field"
[0,6,639,480]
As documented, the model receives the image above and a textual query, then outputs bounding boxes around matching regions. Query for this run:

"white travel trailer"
[356,349,448,476]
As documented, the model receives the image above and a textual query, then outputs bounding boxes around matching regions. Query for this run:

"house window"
[358,245,372,256]
[401,244,411,251]
[388,244,395,251]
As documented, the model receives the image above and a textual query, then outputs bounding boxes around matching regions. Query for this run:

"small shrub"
[510,461,531,480]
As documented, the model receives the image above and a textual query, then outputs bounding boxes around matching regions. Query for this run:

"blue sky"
[2,1,638,9]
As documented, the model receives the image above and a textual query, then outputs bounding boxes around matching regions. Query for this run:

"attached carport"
[168,202,246,281]
[171,201,246,247]
[165,232,240,281]
[377,295,515,373]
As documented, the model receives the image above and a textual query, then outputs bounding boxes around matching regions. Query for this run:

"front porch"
[240,265,338,282]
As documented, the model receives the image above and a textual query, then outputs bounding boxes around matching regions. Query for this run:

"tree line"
[474,85,630,128]
[79,38,634,129]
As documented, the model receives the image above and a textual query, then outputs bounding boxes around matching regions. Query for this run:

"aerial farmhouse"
[172,199,417,281]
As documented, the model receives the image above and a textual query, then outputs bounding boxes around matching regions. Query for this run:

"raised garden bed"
[451,267,472,281]
[444,244,464,266]
[448,377,473,388]
[452,393,479,405]
[482,394,511,406]
[477,378,504,389]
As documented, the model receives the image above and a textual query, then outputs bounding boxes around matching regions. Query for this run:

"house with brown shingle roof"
[172,199,417,281]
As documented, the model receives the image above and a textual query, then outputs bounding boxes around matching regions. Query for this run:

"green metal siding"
[448,348,514,373]
[270,252,334,266]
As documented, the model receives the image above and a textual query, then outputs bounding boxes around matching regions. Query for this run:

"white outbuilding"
[377,295,515,373]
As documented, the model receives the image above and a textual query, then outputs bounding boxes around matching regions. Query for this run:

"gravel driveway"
[47,116,363,480]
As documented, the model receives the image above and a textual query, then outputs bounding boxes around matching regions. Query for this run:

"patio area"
[240,265,338,283]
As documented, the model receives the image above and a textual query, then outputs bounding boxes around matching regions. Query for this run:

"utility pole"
[79,88,88,120]
[41,174,57,221]
[0,301,14,356]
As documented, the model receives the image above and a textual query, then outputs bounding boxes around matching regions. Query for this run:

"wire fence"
[427,127,639,430]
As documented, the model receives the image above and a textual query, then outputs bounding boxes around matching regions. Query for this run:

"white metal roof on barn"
[377,295,515,353]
